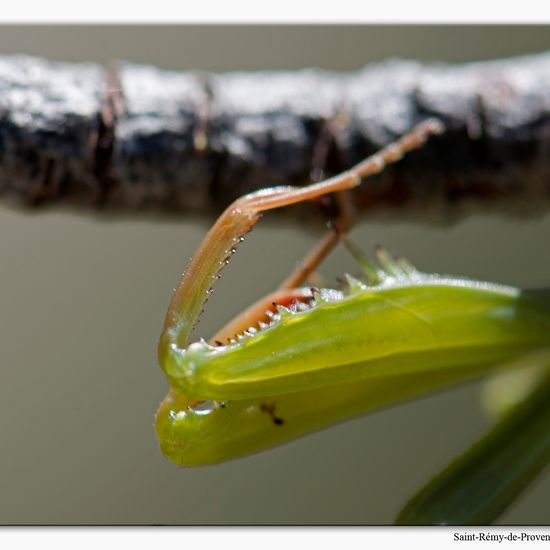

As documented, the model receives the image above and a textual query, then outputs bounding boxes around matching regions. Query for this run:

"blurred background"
[0,26,549,525]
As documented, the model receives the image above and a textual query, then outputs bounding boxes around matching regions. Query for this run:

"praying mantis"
[155,119,550,523]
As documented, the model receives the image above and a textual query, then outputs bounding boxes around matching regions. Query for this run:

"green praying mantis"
[155,119,550,524]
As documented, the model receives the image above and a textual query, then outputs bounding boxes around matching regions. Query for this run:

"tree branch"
[1,52,550,223]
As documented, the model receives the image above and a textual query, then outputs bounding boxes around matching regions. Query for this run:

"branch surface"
[1,53,550,223]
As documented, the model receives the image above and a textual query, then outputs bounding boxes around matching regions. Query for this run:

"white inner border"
[1,1,550,23]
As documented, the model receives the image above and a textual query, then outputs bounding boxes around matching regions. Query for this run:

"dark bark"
[1,52,550,223]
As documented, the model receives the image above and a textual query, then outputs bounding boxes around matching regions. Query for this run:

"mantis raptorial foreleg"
[159,118,445,357]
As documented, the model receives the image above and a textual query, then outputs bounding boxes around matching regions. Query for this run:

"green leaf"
[395,368,550,525]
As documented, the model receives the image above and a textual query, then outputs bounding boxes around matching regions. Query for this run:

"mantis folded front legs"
[159,119,443,352]
[156,118,550,468]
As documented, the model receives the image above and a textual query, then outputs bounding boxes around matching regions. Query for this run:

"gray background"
[0,26,549,524]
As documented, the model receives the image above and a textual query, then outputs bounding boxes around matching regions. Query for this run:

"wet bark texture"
[1,52,550,224]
